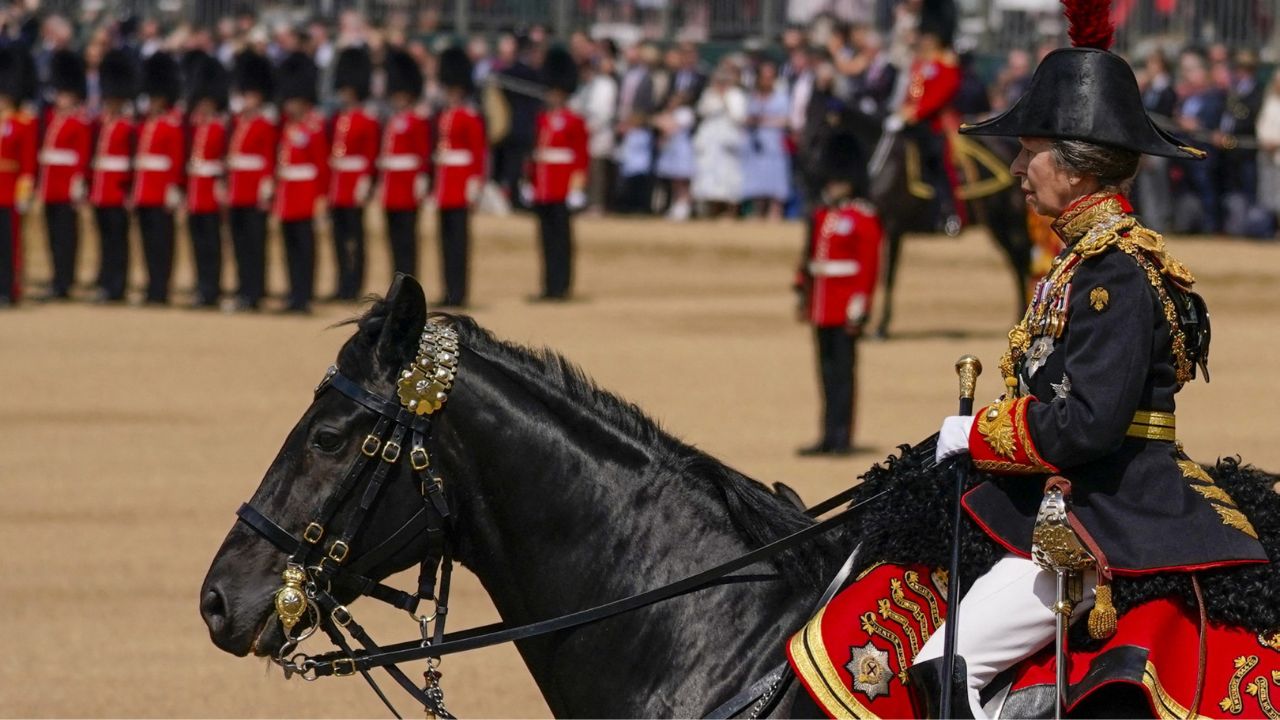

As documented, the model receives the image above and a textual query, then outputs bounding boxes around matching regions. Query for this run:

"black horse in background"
[868,129,1033,338]
[200,275,844,717]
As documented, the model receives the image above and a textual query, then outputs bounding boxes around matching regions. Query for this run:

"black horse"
[869,130,1033,338]
[200,275,844,717]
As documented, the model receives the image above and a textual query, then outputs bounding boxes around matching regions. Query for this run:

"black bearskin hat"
[0,45,35,103]
[50,49,87,98]
[819,131,869,194]
[142,51,182,104]
[383,48,423,100]
[333,45,372,100]
[185,50,230,111]
[438,46,473,92]
[232,49,273,99]
[541,46,578,94]
[917,0,957,47]
[960,0,1201,159]
[275,51,318,104]
[99,48,141,101]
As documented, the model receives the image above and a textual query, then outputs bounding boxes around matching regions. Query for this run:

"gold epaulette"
[1067,204,1196,289]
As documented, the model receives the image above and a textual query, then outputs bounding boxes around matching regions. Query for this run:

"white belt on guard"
[914,554,1097,719]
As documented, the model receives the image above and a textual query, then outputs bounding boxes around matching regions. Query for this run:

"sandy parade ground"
[3,209,1279,717]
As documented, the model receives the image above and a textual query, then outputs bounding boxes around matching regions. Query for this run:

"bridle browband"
[231,316,885,719]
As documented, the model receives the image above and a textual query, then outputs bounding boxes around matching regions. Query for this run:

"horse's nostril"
[201,586,229,633]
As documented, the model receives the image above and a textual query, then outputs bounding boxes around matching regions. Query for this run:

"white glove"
[883,113,905,133]
[518,180,534,206]
[465,176,481,206]
[355,175,371,203]
[258,179,274,210]
[567,188,587,211]
[214,180,228,206]
[935,415,976,465]
[70,176,86,204]
[164,185,183,211]
[413,174,429,202]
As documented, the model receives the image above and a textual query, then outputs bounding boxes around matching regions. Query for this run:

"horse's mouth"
[248,612,281,658]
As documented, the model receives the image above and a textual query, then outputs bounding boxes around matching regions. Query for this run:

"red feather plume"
[1060,0,1115,50]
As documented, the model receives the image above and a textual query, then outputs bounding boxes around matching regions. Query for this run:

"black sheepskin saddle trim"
[842,441,1280,641]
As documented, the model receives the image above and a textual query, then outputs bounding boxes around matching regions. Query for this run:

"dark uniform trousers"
[385,209,418,278]
[0,207,14,301]
[438,207,469,305]
[815,326,858,448]
[282,219,315,311]
[535,202,572,298]
[44,202,78,296]
[94,207,130,300]
[329,206,364,299]
[905,123,955,224]
[188,212,223,306]
[229,207,267,307]
[137,207,174,303]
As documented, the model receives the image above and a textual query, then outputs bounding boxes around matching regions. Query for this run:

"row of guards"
[0,43,589,312]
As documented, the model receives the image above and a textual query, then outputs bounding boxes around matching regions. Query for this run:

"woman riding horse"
[911,7,1271,718]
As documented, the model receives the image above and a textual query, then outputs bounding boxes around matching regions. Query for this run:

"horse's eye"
[311,428,344,453]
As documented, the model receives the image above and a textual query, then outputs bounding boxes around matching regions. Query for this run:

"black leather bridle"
[231,318,886,719]
[236,328,461,718]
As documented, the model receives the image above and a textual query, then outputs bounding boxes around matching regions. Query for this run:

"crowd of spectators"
[1,0,1277,237]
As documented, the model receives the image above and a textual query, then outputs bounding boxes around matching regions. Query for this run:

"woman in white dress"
[1255,72,1280,232]
[692,64,747,218]
[740,58,792,220]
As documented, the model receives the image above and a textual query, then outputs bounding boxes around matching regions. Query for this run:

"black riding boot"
[906,656,975,720]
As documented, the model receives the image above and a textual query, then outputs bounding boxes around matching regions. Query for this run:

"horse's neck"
[438,356,814,716]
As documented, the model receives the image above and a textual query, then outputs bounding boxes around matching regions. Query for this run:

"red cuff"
[968,396,1059,474]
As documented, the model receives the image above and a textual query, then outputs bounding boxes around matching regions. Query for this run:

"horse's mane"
[338,301,839,590]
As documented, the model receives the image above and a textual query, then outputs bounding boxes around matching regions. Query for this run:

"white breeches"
[915,554,1096,718]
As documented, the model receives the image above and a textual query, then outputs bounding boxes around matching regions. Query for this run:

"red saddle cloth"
[787,563,1280,718]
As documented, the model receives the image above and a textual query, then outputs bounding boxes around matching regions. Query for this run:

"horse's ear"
[376,273,428,368]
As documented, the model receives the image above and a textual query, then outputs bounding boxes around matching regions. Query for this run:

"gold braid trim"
[860,612,911,684]
[904,571,944,628]
[977,397,1017,458]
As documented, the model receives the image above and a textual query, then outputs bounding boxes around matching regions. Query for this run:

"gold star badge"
[1089,286,1110,312]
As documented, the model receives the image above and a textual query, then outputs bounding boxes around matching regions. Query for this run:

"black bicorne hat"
[0,45,35,102]
[959,0,1203,159]
[185,50,230,111]
[50,49,87,98]
[384,48,423,100]
[232,49,273,99]
[100,48,141,101]
[142,51,182,104]
[438,46,473,92]
[333,45,372,100]
[541,46,578,94]
[275,51,318,104]
[917,0,957,48]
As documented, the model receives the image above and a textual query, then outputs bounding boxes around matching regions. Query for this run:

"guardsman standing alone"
[327,46,378,301]
[132,52,186,305]
[529,47,588,301]
[90,49,139,304]
[226,50,276,312]
[185,51,230,309]
[432,47,487,308]
[795,132,882,456]
[0,46,36,307]
[377,48,430,280]
[38,50,91,301]
[273,51,328,314]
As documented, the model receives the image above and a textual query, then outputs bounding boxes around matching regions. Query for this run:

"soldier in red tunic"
[0,46,36,307]
[89,49,139,304]
[273,51,328,314]
[132,52,186,305]
[327,46,377,301]
[895,0,963,235]
[37,50,91,301]
[529,47,588,301]
[433,46,487,308]
[184,51,230,308]
[226,50,276,312]
[377,48,430,279]
[795,132,882,456]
